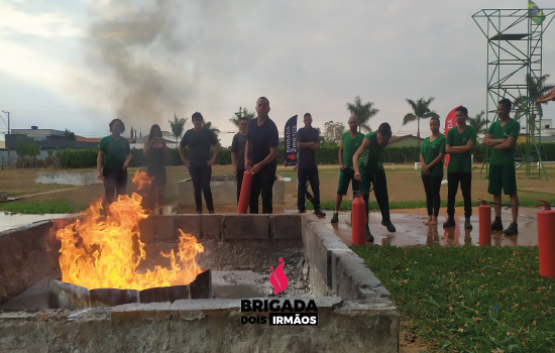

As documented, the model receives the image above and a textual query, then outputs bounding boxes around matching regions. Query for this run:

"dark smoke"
[83,0,195,129]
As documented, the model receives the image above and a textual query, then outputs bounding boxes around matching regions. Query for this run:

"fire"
[132,170,153,191]
[55,175,204,291]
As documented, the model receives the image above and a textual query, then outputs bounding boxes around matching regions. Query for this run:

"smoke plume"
[81,0,195,130]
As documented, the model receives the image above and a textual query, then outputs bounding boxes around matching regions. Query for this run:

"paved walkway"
[323,207,539,247]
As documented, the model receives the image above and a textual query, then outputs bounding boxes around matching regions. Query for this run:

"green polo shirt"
[342,131,365,168]
[487,119,520,166]
[99,135,130,170]
[420,135,446,177]
[446,125,477,173]
[359,132,384,171]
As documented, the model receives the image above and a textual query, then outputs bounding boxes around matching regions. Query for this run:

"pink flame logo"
[269,258,288,295]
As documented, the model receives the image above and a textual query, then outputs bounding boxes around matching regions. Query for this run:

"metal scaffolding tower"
[473,8,555,179]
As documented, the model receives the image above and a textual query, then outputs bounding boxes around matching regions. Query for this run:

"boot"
[331,212,339,223]
[365,224,374,242]
[443,216,455,228]
[503,222,518,236]
[464,216,472,230]
[491,217,503,231]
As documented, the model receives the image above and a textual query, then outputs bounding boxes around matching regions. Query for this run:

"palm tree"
[402,97,440,146]
[229,107,255,130]
[168,114,187,145]
[346,95,379,133]
[514,73,555,121]
[203,121,220,139]
[467,110,489,135]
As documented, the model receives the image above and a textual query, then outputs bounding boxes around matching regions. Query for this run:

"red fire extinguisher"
[478,199,491,246]
[535,200,555,278]
[352,192,367,245]
[237,170,253,214]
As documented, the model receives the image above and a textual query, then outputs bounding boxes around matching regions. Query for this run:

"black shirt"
[180,128,218,166]
[296,127,320,170]
[247,117,279,167]
[231,132,248,171]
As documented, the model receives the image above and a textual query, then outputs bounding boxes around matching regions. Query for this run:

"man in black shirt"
[179,112,220,214]
[297,113,325,217]
[244,97,279,214]
[231,116,248,203]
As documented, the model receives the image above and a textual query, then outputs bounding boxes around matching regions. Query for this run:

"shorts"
[488,164,517,195]
[337,168,359,195]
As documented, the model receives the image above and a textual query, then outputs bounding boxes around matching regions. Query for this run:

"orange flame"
[132,170,153,191]
[55,188,204,290]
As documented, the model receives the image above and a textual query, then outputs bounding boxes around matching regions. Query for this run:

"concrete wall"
[0,214,399,352]
[178,175,285,206]
[35,171,100,186]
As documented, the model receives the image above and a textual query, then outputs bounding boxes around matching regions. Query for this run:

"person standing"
[244,97,279,214]
[331,115,365,223]
[179,112,220,214]
[443,106,477,229]
[296,113,326,217]
[483,98,520,235]
[420,117,446,225]
[231,117,249,203]
[353,123,397,242]
[97,118,132,206]
[144,124,169,214]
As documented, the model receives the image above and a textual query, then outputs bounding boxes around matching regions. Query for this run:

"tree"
[15,137,28,167]
[514,73,555,121]
[346,95,379,133]
[402,97,440,146]
[168,114,187,144]
[204,121,220,139]
[467,110,489,135]
[64,129,76,140]
[322,121,345,145]
[130,127,134,138]
[229,107,255,130]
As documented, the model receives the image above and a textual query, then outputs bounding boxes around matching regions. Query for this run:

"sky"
[1,0,554,147]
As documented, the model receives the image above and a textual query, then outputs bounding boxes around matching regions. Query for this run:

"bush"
[54,142,555,168]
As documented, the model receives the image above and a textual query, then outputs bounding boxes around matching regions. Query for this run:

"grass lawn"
[2,164,555,213]
[0,200,88,214]
[351,245,555,352]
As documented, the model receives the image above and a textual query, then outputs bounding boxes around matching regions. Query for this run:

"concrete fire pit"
[0,214,399,352]
[35,171,100,186]
[178,175,285,206]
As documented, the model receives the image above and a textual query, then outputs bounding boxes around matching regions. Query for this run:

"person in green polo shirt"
[331,115,365,223]
[483,98,520,235]
[353,123,396,242]
[443,106,477,230]
[97,118,132,206]
[420,117,446,226]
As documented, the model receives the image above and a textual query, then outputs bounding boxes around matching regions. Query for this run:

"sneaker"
[464,216,472,230]
[299,209,307,214]
[196,209,202,215]
[209,210,215,214]
[331,212,339,223]
[443,216,455,228]
[382,220,396,233]
[491,218,503,231]
[314,209,326,218]
[503,222,518,236]
[365,224,374,242]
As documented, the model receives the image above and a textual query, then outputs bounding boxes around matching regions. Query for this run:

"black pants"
[421,174,442,217]
[447,172,472,217]
[298,168,320,211]
[189,164,214,212]
[103,168,128,204]
[236,169,245,204]
[249,164,276,214]
[147,168,166,210]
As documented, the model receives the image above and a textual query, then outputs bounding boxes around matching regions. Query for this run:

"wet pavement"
[324,207,539,247]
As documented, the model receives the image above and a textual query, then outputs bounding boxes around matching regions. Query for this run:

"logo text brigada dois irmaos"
[240,257,318,326]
